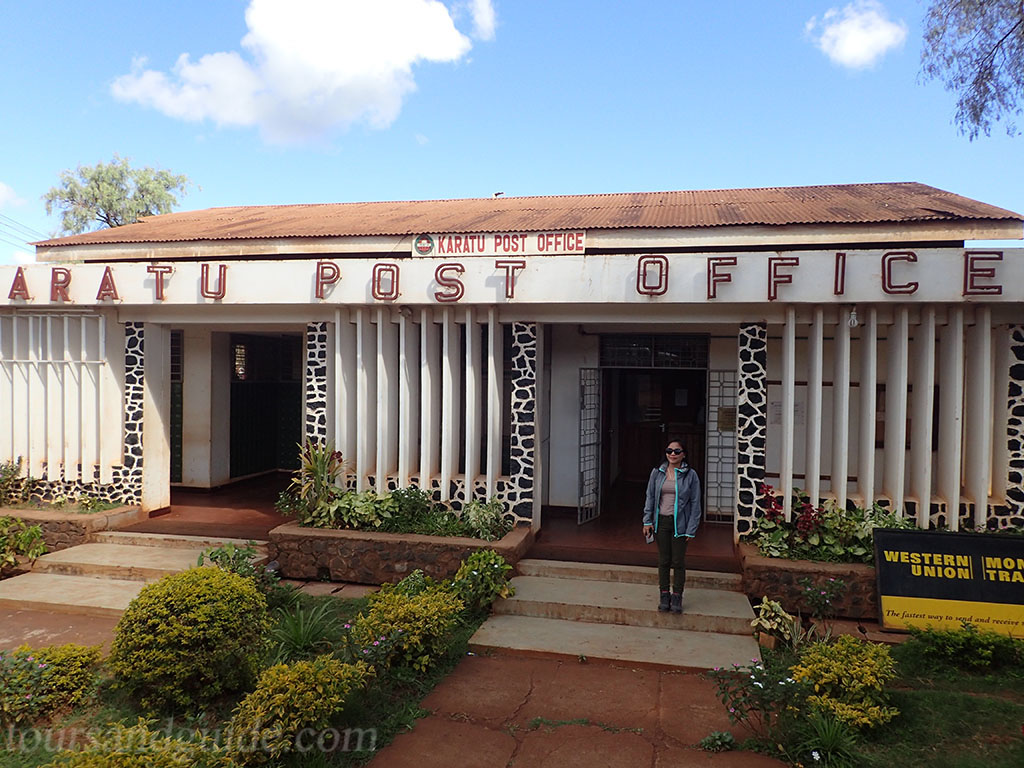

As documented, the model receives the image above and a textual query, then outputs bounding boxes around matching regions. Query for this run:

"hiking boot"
[671,592,683,614]
[658,591,671,612]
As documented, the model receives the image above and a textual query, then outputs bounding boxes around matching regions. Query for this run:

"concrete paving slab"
[421,655,539,725]
[517,558,743,591]
[298,581,343,597]
[510,660,661,733]
[659,671,752,745]
[470,615,761,671]
[368,715,516,768]
[0,609,119,650]
[335,584,379,598]
[0,573,143,618]
[91,531,268,550]
[496,576,755,634]
[32,543,211,581]
[513,723,653,768]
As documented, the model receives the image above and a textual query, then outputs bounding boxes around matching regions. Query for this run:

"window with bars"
[599,334,708,369]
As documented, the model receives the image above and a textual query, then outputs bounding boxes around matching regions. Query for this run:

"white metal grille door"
[578,367,601,524]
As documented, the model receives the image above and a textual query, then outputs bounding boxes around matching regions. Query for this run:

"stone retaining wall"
[268,523,535,584]
[2,506,144,552]
[739,543,878,621]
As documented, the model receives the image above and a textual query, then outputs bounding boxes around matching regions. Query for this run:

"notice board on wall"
[874,528,1024,636]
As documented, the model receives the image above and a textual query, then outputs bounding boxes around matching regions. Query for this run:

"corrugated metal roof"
[33,182,1023,247]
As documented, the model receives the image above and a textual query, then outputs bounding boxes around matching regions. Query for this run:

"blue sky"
[1,0,1021,265]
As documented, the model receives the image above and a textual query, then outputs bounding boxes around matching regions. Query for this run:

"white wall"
[547,326,599,507]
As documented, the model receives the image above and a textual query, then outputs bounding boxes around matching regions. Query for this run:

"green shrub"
[228,657,372,765]
[900,621,1024,670]
[698,731,736,752]
[789,710,862,768]
[198,541,280,596]
[40,720,231,767]
[354,588,464,671]
[707,656,808,741]
[0,643,100,726]
[0,458,34,507]
[268,601,342,664]
[0,515,47,574]
[461,498,512,541]
[109,568,270,712]
[450,549,514,612]
[791,636,898,729]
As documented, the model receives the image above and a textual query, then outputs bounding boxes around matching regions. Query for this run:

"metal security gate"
[578,367,601,524]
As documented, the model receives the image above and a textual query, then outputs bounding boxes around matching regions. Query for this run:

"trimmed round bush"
[40,720,230,768]
[109,568,270,712]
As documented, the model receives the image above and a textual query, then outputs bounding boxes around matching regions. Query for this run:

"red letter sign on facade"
[963,251,1003,296]
[315,261,341,299]
[434,263,465,303]
[8,267,30,300]
[50,268,71,302]
[767,256,800,301]
[95,266,120,301]
[707,256,737,299]
[200,264,227,300]
[495,259,526,298]
[636,255,669,296]
[881,251,919,295]
[372,263,400,301]
[146,265,173,301]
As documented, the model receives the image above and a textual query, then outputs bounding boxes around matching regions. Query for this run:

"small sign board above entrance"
[874,528,1024,637]
[412,231,586,257]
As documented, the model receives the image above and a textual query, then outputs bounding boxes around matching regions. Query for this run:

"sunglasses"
[665,448,684,455]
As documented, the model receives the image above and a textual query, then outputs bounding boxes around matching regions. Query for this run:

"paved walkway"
[369,654,786,767]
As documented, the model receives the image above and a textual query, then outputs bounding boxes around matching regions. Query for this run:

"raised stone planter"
[1,506,145,552]
[268,522,535,584]
[739,542,878,621]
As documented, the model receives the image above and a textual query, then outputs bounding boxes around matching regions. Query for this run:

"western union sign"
[874,529,1024,637]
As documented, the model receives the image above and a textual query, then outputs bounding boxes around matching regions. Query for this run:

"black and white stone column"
[116,321,145,504]
[735,322,768,535]
[506,322,537,524]
[304,321,330,445]
[998,325,1024,527]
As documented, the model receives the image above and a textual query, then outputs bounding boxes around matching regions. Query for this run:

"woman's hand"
[643,525,654,538]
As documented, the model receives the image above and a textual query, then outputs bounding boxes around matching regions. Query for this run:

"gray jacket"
[642,462,702,538]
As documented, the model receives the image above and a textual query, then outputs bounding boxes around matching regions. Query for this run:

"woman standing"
[642,440,702,614]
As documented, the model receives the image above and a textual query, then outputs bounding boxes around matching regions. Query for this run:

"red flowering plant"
[742,484,912,564]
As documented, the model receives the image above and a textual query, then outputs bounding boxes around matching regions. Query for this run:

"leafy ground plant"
[707,654,808,742]
[0,516,47,575]
[697,730,736,752]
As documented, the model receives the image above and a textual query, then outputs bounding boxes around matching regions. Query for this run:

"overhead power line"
[0,213,46,240]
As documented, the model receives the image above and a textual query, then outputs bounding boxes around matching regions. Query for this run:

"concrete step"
[91,531,268,551]
[0,573,143,619]
[495,575,755,635]
[469,614,761,672]
[31,542,260,582]
[516,558,743,591]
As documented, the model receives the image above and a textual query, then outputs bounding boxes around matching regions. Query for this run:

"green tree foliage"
[43,155,190,235]
[921,0,1024,138]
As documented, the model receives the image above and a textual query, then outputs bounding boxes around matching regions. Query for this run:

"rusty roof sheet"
[33,182,1023,247]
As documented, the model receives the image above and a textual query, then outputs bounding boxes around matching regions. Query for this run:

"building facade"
[2,183,1023,539]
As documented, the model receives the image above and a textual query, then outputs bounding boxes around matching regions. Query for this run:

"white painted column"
[60,316,79,483]
[0,318,14,470]
[334,310,357,467]
[78,317,98,482]
[883,307,910,515]
[209,332,231,487]
[991,325,1011,502]
[355,309,377,492]
[938,308,965,529]
[464,308,482,499]
[28,316,46,478]
[805,307,824,504]
[181,328,213,487]
[831,314,851,507]
[141,323,171,513]
[10,317,29,477]
[780,306,796,520]
[397,311,419,487]
[376,308,399,484]
[910,307,936,528]
[45,317,62,482]
[419,310,441,488]
[858,307,878,507]
[97,315,117,485]
[965,307,993,527]
[440,309,460,501]
[485,308,503,497]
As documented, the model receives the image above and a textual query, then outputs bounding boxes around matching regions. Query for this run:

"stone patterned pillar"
[117,321,145,504]
[304,321,330,445]
[997,325,1024,527]
[735,322,768,535]
[506,322,537,523]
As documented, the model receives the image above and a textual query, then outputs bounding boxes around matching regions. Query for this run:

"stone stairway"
[0,532,268,618]
[469,559,760,671]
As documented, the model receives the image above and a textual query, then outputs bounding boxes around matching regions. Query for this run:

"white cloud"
[11,250,35,265]
[111,0,491,143]
[806,1,906,69]
[0,181,23,208]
